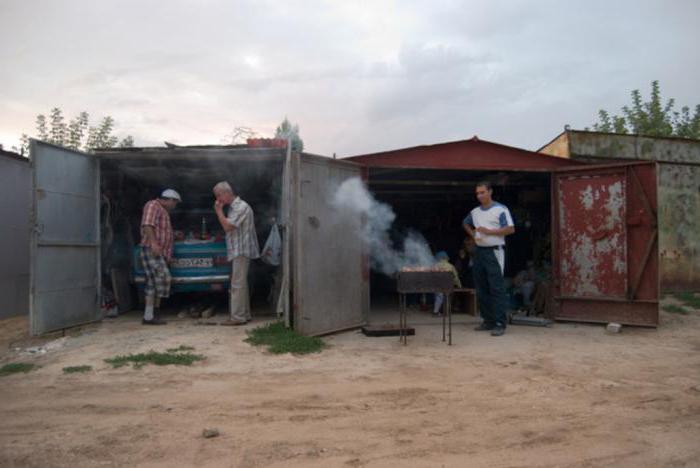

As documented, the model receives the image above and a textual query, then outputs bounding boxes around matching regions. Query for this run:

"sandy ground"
[1,302,699,468]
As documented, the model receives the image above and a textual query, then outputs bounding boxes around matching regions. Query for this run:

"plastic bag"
[261,224,282,266]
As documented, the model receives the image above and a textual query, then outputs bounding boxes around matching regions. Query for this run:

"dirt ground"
[1,301,699,468]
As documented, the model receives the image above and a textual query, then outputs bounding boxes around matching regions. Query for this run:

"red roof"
[346,136,582,171]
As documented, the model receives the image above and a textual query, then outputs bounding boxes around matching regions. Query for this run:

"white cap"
[161,189,182,202]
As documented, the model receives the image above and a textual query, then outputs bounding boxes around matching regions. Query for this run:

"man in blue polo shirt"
[463,181,515,336]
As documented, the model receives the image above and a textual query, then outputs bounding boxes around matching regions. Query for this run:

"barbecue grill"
[396,268,455,345]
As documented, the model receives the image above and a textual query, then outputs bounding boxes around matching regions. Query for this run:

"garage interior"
[366,167,553,318]
[97,148,285,318]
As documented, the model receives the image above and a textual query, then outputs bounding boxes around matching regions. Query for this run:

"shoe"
[142,318,167,325]
[474,323,494,331]
[490,327,505,336]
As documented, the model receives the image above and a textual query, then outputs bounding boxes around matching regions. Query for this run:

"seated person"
[433,251,462,316]
[454,247,474,288]
[512,260,537,309]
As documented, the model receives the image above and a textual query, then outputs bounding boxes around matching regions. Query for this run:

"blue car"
[132,241,231,294]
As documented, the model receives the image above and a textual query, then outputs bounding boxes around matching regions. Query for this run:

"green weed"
[0,363,37,377]
[675,292,700,310]
[105,350,205,369]
[663,304,689,315]
[166,345,195,353]
[62,365,93,374]
[245,321,325,355]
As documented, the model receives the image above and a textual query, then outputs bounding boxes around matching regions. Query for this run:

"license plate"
[173,257,213,268]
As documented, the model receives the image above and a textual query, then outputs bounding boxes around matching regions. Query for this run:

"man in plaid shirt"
[213,181,260,325]
[140,189,182,325]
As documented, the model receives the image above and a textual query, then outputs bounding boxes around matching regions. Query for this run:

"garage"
[347,137,661,328]
[28,137,661,336]
[28,139,367,336]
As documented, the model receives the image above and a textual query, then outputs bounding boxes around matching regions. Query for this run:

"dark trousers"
[472,247,508,328]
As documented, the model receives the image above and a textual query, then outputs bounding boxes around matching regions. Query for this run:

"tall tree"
[13,108,134,155]
[592,81,700,139]
[67,112,89,150]
[274,117,304,152]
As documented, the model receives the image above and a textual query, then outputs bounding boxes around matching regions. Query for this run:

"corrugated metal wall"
[0,153,30,318]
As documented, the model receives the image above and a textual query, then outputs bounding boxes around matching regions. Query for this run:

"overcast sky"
[1,0,698,157]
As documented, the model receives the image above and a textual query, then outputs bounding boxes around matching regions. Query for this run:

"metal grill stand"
[396,271,455,345]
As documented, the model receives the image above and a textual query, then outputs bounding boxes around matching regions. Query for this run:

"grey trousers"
[230,256,251,321]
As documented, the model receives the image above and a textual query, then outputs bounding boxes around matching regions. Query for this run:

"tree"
[674,104,700,139]
[592,81,700,139]
[274,117,304,152]
[13,108,134,155]
[223,126,259,144]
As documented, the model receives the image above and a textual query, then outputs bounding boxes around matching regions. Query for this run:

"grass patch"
[63,365,93,374]
[675,292,700,310]
[245,321,325,355]
[166,345,195,353]
[0,363,37,377]
[104,350,205,369]
[663,304,689,315]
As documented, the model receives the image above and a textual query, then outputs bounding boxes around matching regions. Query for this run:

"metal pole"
[399,293,406,345]
[442,294,446,342]
[448,294,452,345]
[402,294,407,345]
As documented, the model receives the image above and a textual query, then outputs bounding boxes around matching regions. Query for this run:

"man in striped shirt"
[140,188,181,325]
[213,181,260,325]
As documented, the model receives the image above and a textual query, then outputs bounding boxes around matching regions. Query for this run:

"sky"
[1,0,698,157]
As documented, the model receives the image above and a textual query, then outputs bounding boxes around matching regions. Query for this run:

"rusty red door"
[552,162,659,326]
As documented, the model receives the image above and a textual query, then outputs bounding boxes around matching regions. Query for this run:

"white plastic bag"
[261,224,282,266]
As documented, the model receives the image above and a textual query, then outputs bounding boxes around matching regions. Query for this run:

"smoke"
[332,177,435,275]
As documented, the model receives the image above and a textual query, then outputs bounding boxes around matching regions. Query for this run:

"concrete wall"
[0,151,30,318]
[538,132,571,158]
[658,163,700,292]
[566,131,700,163]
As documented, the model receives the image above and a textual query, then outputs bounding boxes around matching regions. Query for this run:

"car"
[132,239,231,294]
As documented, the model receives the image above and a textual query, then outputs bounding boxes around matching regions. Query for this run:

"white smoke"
[332,177,435,275]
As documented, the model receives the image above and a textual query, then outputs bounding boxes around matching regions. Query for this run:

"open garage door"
[29,141,101,335]
[552,162,659,326]
[291,153,368,336]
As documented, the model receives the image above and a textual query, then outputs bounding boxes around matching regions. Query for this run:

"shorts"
[140,247,172,298]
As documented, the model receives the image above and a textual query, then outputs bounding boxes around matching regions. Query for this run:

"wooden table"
[452,288,478,316]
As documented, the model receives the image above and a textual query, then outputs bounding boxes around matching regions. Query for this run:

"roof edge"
[347,136,575,163]
[0,148,28,163]
[564,129,700,144]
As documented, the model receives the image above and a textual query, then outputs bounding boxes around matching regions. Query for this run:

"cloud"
[0,0,698,156]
